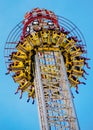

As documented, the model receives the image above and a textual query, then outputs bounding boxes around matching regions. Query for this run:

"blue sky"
[0,0,93,130]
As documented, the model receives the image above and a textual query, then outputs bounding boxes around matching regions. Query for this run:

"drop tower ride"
[4,8,90,130]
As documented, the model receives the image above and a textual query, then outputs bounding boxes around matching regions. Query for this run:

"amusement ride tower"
[4,8,90,130]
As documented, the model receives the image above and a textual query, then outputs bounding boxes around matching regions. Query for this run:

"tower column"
[35,51,80,130]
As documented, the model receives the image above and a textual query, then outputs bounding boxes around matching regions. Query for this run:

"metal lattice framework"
[35,51,80,129]
[4,8,90,130]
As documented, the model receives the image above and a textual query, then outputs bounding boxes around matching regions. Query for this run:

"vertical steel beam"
[35,54,49,130]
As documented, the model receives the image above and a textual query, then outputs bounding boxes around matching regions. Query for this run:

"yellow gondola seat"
[40,29,50,45]
[27,32,41,47]
[68,74,79,87]
[72,59,84,67]
[12,71,26,82]
[52,31,62,45]
[64,38,76,52]
[11,51,27,62]
[70,47,83,59]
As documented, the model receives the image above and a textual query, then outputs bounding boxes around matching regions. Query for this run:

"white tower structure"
[35,51,80,130]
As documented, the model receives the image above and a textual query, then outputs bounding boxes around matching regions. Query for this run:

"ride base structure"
[4,8,90,130]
